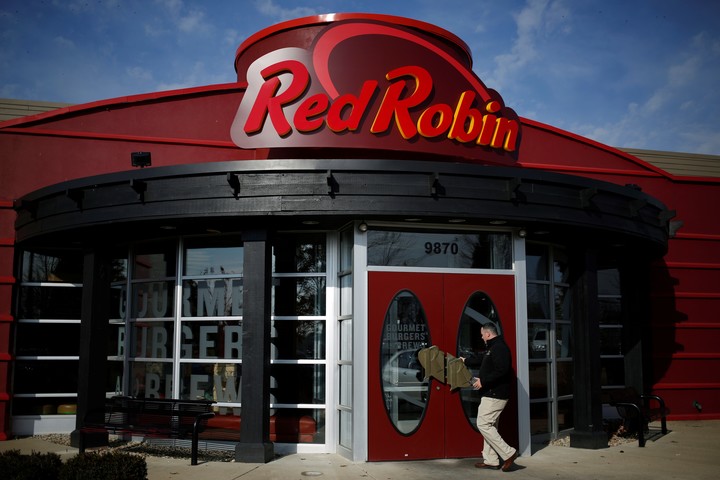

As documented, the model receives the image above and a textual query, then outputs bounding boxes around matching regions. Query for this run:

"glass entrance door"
[368,272,516,461]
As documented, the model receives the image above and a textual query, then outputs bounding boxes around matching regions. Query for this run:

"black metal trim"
[13,158,671,250]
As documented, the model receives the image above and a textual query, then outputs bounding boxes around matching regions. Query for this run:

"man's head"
[481,322,499,344]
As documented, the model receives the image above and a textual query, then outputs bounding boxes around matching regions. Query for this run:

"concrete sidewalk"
[2,420,718,479]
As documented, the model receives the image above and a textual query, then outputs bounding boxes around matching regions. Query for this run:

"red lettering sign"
[231,20,521,161]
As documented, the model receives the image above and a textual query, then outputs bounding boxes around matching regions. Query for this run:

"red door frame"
[368,271,517,461]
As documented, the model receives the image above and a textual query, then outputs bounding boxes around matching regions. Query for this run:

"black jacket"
[465,335,513,400]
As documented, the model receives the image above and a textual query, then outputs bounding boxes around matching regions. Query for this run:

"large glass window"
[271,233,327,444]
[368,230,512,269]
[598,264,624,391]
[380,291,430,435]
[14,233,330,446]
[13,251,83,415]
[337,227,353,450]
[526,243,573,439]
[179,236,244,420]
[127,240,177,400]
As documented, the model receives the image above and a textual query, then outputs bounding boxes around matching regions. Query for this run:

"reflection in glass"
[598,268,621,295]
[368,230,512,269]
[21,251,83,283]
[554,286,569,320]
[600,327,623,355]
[15,323,80,356]
[13,360,78,394]
[17,286,82,320]
[598,298,622,324]
[529,324,550,359]
[339,319,352,361]
[273,277,326,316]
[180,321,243,359]
[340,364,352,405]
[182,279,243,317]
[600,358,625,387]
[557,323,573,359]
[273,234,326,273]
[556,360,574,397]
[457,292,502,430]
[131,321,174,359]
[271,364,326,404]
[130,361,173,398]
[179,362,241,404]
[380,291,430,435]
[270,407,325,444]
[527,284,550,319]
[184,236,243,276]
[553,249,570,283]
[131,281,174,318]
[557,398,574,431]
[530,402,550,435]
[271,320,325,360]
[132,241,176,279]
[529,362,549,399]
[526,244,549,281]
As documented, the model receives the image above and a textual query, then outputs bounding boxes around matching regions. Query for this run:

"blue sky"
[1,0,719,155]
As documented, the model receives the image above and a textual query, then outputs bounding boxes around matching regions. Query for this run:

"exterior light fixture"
[358,222,368,232]
[131,151,151,168]
[518,229,527,238]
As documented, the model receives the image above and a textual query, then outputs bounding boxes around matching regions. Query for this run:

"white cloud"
[491,0,571,87]
[126,66,153,81]
[53,36,75,49]
[177,9,207,34]
[254,0,318,21]
[575,29,720,153]
[155,61,229,92]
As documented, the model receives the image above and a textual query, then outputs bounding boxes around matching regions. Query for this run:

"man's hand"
[472,377,482,390]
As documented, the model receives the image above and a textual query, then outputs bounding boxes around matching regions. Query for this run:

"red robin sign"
[231,18,521,162]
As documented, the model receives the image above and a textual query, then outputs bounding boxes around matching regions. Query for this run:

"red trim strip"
[0,200,13,209]
[0,127,238,149]
[0,83,245,129]
[513,161,663,178]
[235,13,471,70]
[0,238,14,246]
[0,276,16,285]
[0,314,15,322]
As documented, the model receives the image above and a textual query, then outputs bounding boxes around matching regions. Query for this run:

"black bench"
[79,396,215,465]
[609,387,669,447]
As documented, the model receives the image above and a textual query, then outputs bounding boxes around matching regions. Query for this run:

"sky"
[1,0,719,155]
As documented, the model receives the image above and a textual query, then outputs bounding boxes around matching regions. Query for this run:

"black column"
[568,248,608,449]
[70,248,111,449]
[235,229,275,463]
[622,254,648,391]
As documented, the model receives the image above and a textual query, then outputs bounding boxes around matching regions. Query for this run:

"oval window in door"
[380,290,431,435]
[456,291,502,431]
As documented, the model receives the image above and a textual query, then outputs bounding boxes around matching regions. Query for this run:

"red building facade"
[0,13,718,462]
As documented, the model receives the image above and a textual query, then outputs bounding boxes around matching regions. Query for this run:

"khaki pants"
[476,396,517,466]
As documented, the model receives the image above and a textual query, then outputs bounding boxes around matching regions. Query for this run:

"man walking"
[464,322,518,471]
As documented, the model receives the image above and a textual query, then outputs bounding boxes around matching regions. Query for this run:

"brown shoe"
[501,452,518,472]
[475,462,500,469]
